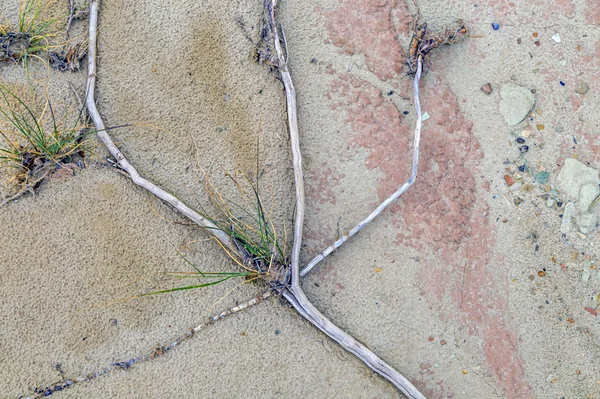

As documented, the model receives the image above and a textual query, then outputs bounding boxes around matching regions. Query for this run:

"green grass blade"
[140,277,232,296]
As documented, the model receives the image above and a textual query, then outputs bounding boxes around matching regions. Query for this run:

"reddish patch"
[413,363,455,398]
[549,40,600,165]
[318,0,412,81]
[324,71,531,396]
[306,161,344,209]
[52,163,79,179]
[586,0,600,24]
[584,307,598,316]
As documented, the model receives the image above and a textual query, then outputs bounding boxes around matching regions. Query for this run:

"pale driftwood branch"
[300,57,423,277]
[266,2,424,397]
[268,0,303,289]
[86,0,237,255]
[23,291,272,399]
[86,1,424,397]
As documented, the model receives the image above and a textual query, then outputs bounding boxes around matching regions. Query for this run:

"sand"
[2,0,600,398]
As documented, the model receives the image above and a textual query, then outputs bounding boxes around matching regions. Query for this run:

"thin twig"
[266,0,303,289]
[265,2,424,397]
[0,165,54,207]
[300,57,423,277]
[64,0,76,41]
[22,291,272,399]
[86,0,237,255]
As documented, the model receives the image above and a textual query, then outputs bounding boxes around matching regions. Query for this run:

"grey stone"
[556,158,600,200]
[561,202,576,234]
[576,212,598,234]
[579,184,600,211]
[499,84,535,126]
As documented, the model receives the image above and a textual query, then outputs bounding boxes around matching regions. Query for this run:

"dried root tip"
[406,22,467,75]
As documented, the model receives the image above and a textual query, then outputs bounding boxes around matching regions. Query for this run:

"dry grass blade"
[0,84,89,205]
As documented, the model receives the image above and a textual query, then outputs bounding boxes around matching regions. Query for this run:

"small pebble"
[275,329,280,335]
[536,171,549,184]
[575,83,590,95]
[463,369,469,375]
[440,340,447,345]
[533,32,539,37]
[552,33,561,43]
[518,165,526,172]
[421,112,430,121]
[481,83,493,94]
[517,38,522,44]
[536,124,545,131]
[559,81,566,87]
[538,270,547,277]
[492,22,500,30]
[516,137,525,144]
[504,174,516,186]
[519,145,529,153]
[403,111,409,115]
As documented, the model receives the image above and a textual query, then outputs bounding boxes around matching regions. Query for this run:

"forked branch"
[264,1,424,397]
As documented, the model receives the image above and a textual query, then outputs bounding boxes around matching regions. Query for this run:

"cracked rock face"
[556,158,600,200]
[557,158,600,235]
[498,84,535,126]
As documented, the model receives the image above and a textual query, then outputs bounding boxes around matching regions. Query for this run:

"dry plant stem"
[300,57,423,277]
[269,0,303,289]
[23,291,272,399]
[86,1,424,397]
[267,3,424,398]
[86,0,236,254]
[282,288,424,398]
[0,167,53,206]
[64,0,76,41]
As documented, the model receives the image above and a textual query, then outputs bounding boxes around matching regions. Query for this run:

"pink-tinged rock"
[318,0,412,81]
[324,70,532,397]
[586,0,600,24]
[584,307,598,316]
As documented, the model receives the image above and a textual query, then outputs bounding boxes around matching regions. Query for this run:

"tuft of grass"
[0,0,58,68]
[145,166,291,296]
[0,84,89,197]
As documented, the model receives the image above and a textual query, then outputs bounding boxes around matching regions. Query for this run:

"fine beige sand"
[2,0,600,398]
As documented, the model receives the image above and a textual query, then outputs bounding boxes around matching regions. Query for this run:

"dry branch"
[85,0,426,397]
[301,58,423,277]
[86,0,237,256]
[264,1,425,397]
[23,291,272,399]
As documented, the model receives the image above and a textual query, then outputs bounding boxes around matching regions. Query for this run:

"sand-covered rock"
[499,84,535,126]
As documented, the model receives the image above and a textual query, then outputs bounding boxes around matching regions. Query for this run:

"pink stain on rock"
[318,0,412,81]
[414,363,455,399]
[306,161,344,209]
[322,3,534,396]
[586,0,600,24]
[325,69,531,397]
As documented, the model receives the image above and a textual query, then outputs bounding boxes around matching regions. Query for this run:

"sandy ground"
[2,0,600,398]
